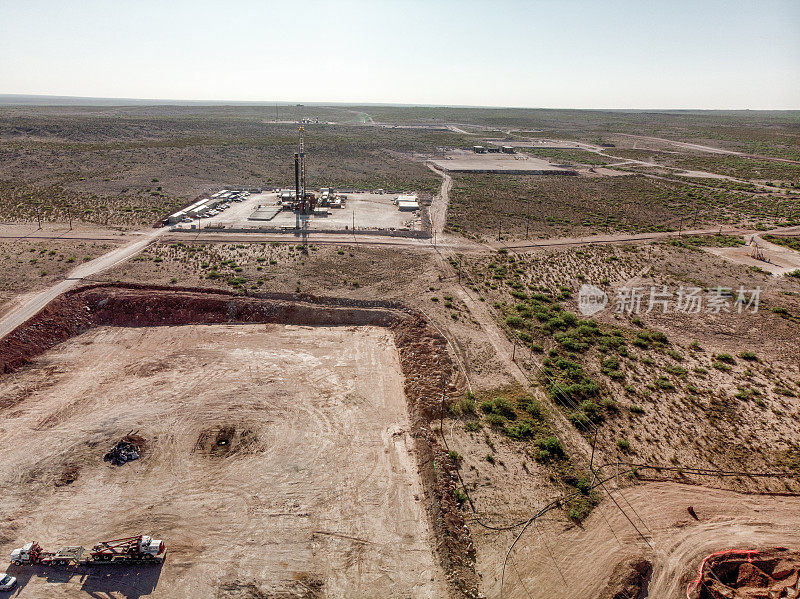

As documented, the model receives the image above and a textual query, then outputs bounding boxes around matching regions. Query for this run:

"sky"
[1,0,799,109]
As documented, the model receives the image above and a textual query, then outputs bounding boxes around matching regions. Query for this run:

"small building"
[164,209,187,225]
[501,145,515,154]
[473,145,486,154]
[397,200,419,212]
[395,194,418,206]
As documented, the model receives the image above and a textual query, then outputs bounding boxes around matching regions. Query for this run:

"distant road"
[615,133,800,165]
[0,228,163,340]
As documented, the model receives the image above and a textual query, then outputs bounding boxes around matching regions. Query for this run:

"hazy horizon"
[4,93,800,113]
[1,0,799,110]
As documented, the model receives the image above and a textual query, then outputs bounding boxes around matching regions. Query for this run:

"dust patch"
[217,576,323,599]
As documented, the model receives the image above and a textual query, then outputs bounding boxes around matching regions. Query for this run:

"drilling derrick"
[292,127,315,213]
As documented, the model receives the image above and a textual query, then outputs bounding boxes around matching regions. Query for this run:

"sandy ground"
[0,228,163,339]
[0,324,446,598]
[429,153,576,174]
[702,234,800,275]
[474,481,800,599]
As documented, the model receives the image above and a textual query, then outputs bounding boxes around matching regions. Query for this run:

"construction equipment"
[10,535,165,567]
[750,238,768,262]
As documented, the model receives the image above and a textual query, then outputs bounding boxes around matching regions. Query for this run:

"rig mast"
[293,127,312,213]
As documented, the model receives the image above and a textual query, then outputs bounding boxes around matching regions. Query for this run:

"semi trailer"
[10,535,165,567]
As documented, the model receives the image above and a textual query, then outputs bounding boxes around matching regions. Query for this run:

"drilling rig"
[293,127,316,213]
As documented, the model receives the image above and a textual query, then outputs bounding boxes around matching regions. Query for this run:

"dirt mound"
[54,464,80,487]
[195,424,258,458]
[598,559,652,599]
[691,548,800,599]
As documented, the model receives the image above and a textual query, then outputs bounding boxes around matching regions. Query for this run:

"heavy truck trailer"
[10,535,165,567]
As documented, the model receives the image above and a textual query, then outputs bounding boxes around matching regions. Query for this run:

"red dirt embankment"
[691,547,800,599]
[0,283,478,598]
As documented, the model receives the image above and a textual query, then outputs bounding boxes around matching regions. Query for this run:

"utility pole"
[498,221,502,241]
[679,217,683,237]
[511,339,516,361]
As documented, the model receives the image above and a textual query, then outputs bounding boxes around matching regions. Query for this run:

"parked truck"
[10,535,165,566]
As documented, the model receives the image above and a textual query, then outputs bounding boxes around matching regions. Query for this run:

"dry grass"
[446,173,798,240]
[457,243,800,490]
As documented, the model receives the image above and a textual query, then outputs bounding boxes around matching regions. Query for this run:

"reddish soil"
[0,283,478,598]
[691,547,800,599]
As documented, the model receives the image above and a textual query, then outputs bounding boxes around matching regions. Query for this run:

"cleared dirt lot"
[176,192,423,232]
[0,324,447,598]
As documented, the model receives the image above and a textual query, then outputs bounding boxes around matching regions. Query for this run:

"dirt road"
[615,133,800,165]
[0,324,447,598]
[427,164,452,235]
[701,233,800,275]
[476,481,800,599]
[0,228,162,340]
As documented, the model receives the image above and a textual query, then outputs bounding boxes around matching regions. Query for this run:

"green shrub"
[481,396,516,419]
[579,400,602,422]
[486,413,506,426]
[654,377,675,390]
[536,436,564,457]
[664,364,687,376]
[616,438,631,452]
[738,351,758,361]
[716,353,736,364]
[464,421,482,432]
[568,411,590,427]
[517,396,542,418]
[629,404,644,414]
[505,315,526,329]
[503,420,536,440]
